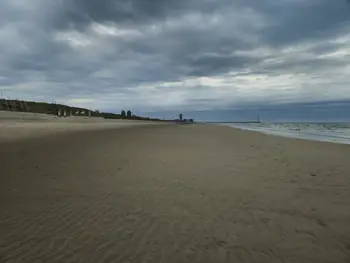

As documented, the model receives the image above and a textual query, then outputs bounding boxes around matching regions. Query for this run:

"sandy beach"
[0,111,160,142]
[1,122,350,262]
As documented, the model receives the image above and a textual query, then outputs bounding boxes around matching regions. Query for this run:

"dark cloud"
[1,0,350,112]
[55,0,194,29]
[259,0,350,47]
[186,54,259,77]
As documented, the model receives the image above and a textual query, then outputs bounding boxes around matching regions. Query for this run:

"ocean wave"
[226,122,350,145]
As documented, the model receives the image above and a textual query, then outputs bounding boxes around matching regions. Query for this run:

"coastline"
[222,122,350,145]
[1,123,350,262]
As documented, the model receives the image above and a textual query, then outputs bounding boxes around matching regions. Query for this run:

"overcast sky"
[1,0,350,113]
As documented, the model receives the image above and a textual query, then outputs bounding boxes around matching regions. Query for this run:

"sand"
[1,123,350,263]
[0,111,160,142]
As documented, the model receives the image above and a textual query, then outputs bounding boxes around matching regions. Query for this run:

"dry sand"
[0,111,159,142]
[1,123,350,263]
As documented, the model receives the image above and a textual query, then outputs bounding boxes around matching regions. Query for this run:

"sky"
[1,0,350,120]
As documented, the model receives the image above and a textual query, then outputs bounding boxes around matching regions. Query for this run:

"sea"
[224,122,350,145]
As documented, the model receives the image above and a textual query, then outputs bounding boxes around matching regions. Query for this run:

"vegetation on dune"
[0,99,164,122]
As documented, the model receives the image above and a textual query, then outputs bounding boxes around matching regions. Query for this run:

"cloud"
[0,0,350,114]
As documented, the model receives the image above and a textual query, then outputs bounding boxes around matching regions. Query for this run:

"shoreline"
[221,122,350,146]
[2,110,348,146]
[1,117,349,147]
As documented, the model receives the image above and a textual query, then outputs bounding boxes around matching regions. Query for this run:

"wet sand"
[1,124,350,263]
